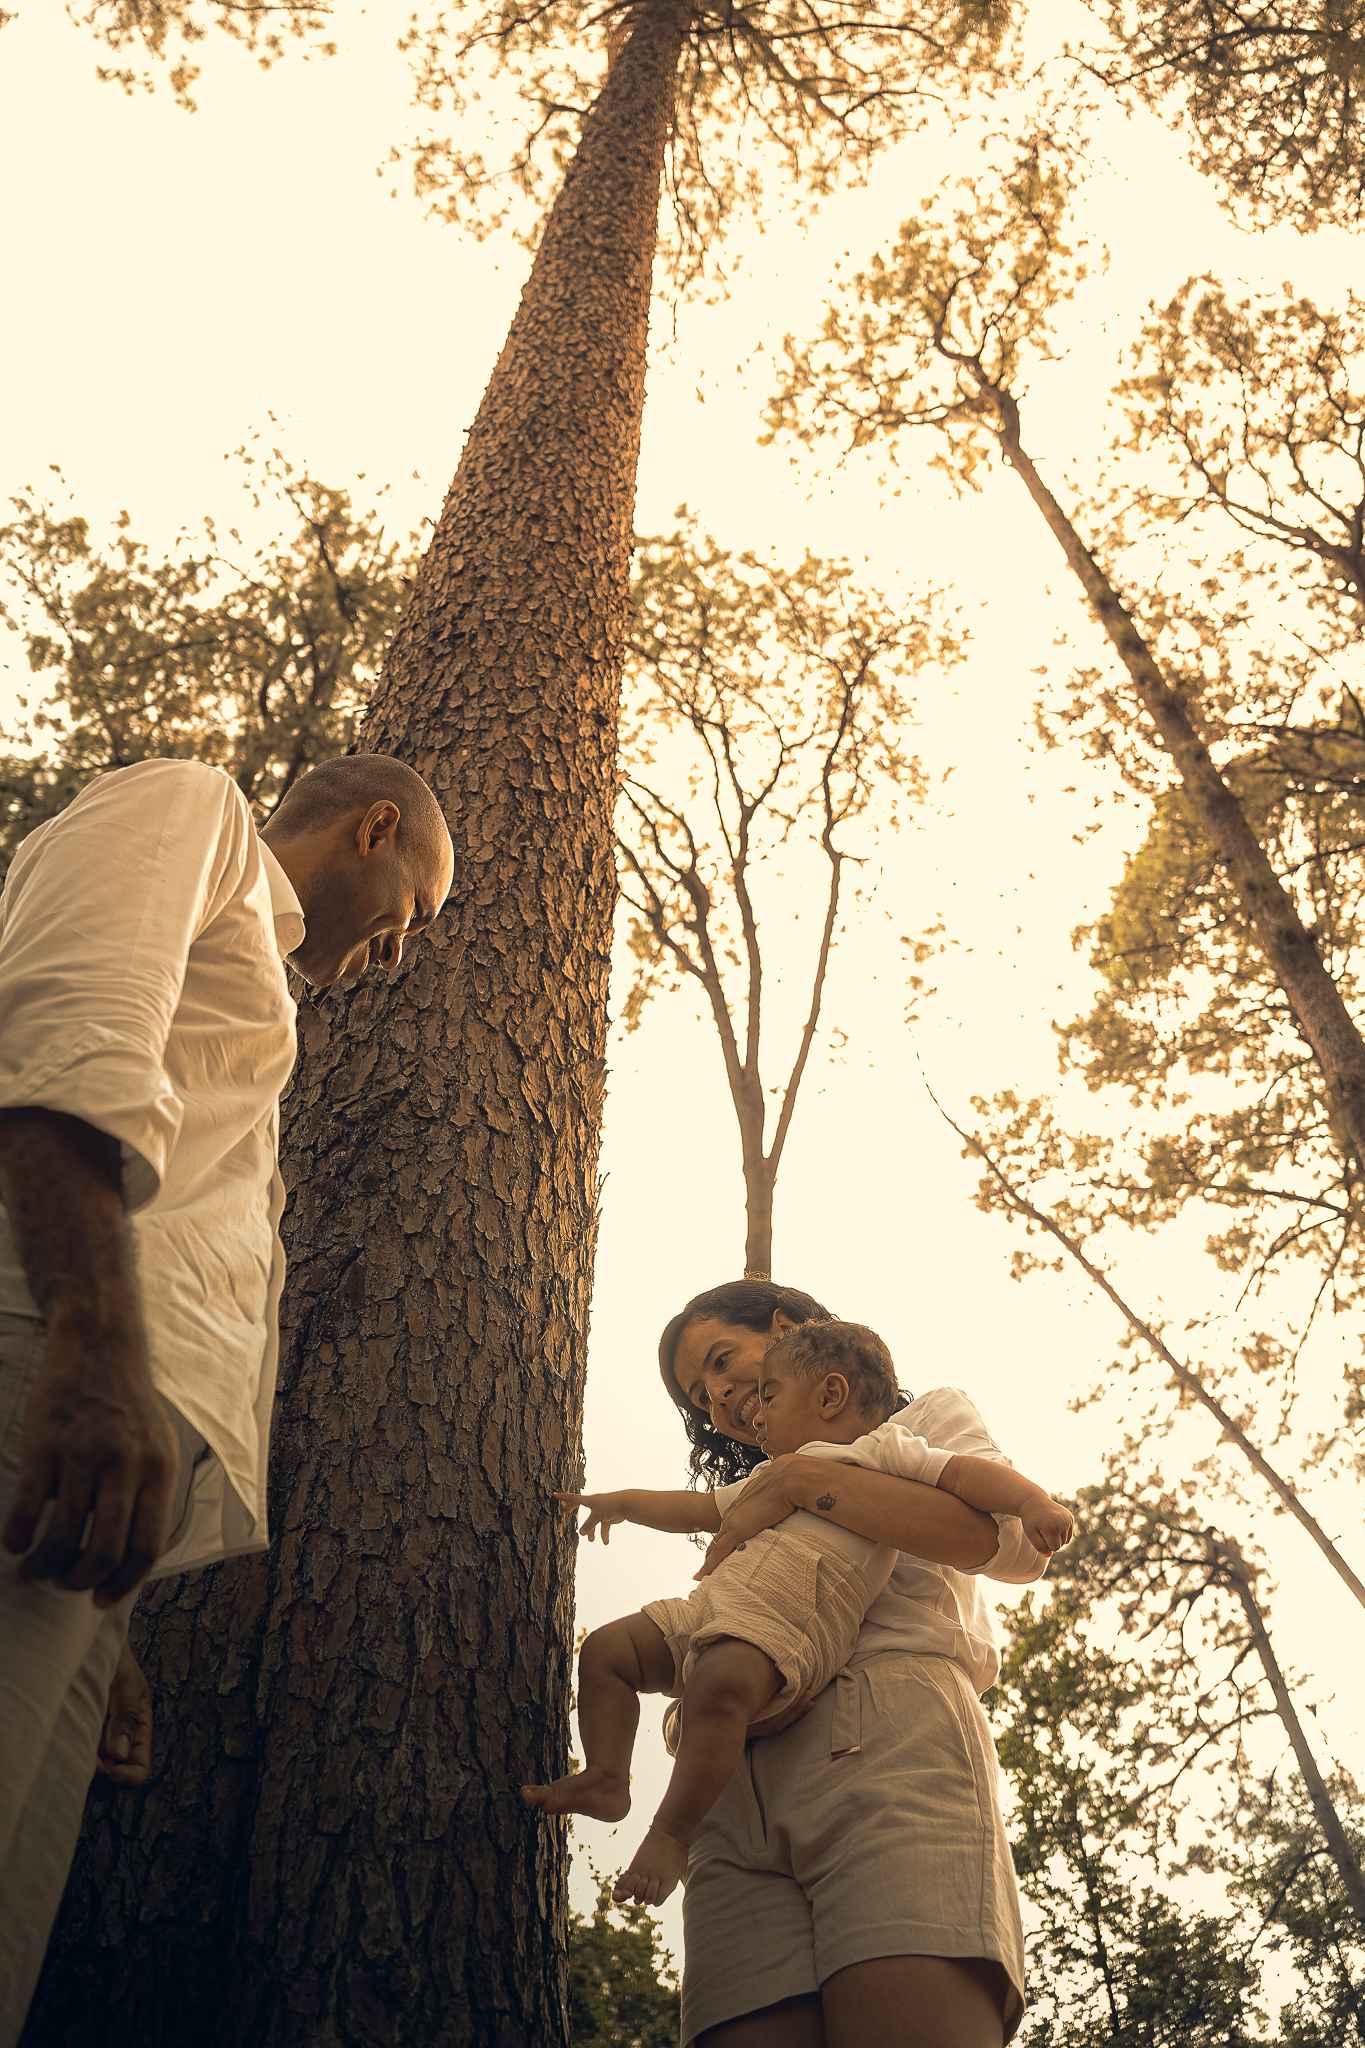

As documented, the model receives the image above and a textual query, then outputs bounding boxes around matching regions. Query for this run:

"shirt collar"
[257,838,307,960]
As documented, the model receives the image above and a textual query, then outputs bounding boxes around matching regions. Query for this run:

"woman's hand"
[695,1457,796,1579]
[556,1491,632,1544]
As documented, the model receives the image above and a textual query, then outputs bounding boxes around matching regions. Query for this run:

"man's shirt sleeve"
[0,760,249,1210]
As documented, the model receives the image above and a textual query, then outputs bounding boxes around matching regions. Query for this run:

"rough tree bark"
[984,382,1365,1181]
[26,3,689,2044]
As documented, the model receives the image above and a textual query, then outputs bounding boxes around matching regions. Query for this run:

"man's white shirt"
[0,759,304,1572]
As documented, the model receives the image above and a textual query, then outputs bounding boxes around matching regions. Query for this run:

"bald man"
[0,753,453,2038]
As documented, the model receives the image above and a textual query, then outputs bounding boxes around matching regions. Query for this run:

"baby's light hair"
[764,1319,898,1424]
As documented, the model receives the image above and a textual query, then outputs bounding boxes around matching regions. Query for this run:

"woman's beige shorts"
[678,1651,1027,2045]
[642,1527,872,1736]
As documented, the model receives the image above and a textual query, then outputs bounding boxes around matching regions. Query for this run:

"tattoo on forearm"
[814,1492,837,1512]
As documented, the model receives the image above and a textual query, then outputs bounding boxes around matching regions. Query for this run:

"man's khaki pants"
[0,1312,201,2046]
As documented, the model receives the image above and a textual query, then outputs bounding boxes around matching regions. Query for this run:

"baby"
[522,1320,1073,1905]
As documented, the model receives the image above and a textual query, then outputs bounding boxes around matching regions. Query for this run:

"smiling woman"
[653,1277,1041,2048]
[659,1281,837,1484]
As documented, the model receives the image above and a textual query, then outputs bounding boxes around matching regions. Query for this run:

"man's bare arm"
[0,1108,179,1603]
[0,1108,141,1327]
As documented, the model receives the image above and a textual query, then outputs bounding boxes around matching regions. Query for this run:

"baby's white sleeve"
[712,1470,762,1517]
[842,1420,954,1486]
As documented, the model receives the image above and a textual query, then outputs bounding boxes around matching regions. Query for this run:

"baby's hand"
[556,1491,631,1545]
[1021,1492,1075,1556]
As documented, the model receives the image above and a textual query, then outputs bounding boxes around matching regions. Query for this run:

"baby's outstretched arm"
[557,1487,722,1543]
[935,1454,1074,1556]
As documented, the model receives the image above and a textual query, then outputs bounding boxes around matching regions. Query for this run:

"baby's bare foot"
[521,1766,630,1822]
[612,1823,688,1907]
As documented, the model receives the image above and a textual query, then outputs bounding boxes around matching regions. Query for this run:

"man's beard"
[295,866,359,992]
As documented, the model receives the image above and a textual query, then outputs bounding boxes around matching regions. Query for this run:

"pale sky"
[3,0,1362,1982]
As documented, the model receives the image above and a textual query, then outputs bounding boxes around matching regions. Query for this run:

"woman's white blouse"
[714,1386,1047,1695]
[0,758,304,1573]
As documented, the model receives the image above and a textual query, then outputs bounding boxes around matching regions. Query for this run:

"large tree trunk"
[988,386,1365,1180]
[26,5,689,2045]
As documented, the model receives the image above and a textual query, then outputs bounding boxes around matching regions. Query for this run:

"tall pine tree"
[26,5,1009,2042]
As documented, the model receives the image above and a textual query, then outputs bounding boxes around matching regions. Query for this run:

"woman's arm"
[884,1388,1055,1584]
[696,1456,997,1578]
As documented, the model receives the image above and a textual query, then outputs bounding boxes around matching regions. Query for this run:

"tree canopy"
[55,0,1020,285]
[617,513,942,1269]
[765,125,1365,1412]
[1007,276,1365,1332]
[0,463,940,1283]
[401,0,1015,286]
[567,1880,679,2046]
[0,448,411,872]
[62,0,1365,235]
[63,0,334,107]
[994,1537,1365,2045]
[1079,0,1365,231]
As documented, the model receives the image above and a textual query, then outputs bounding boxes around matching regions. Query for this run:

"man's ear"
[770,1308,794,1337]
[359,800,401,855]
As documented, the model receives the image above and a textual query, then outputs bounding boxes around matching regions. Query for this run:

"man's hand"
[556,1491,634,1544]
[2,1305,181,1607]
[97,1642,154,1786]
[1020,1491,1075,1557]
[695,1457,796,1579]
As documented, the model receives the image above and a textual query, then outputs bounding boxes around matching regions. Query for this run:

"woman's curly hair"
[657,1278,838,1488]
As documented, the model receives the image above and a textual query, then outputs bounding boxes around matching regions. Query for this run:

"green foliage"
[567,1879,679,2047]
[1080,0,1365,231]
[61,0,1020,290]
[0,447,416,876]
[1045,281,1365,1315]
[763,114,1097,488]
[770,135,1365,1382]
[64,0,333,108]
[996,1584,1263,2045]
[617,511,941,1037]
[994,1491,1365,2045]
[1020,1481,1274,1847]
[1225,1772,1365,2046]
[393,0,1014,290]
